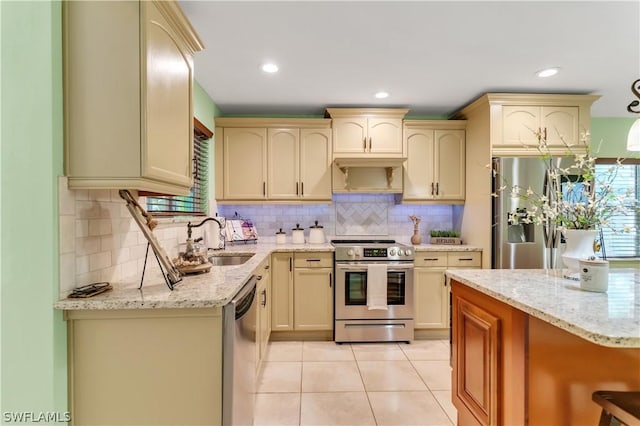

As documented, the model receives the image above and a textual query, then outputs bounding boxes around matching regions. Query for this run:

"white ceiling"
[179,1,640,118]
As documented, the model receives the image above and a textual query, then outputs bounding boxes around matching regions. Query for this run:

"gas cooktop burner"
[331,239,396,245]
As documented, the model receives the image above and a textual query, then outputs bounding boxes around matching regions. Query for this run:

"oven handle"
[335,263,414,271]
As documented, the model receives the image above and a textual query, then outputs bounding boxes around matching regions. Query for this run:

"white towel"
[367,264,388,310]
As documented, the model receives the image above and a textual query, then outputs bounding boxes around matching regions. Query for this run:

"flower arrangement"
[493,131,638,233]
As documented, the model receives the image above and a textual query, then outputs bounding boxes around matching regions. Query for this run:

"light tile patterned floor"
[255,340,456,426]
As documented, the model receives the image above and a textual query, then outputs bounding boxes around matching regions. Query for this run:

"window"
[145,118,212,216]
[595,159,639,258]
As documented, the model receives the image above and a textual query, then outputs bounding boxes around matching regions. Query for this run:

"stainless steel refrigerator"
[491,157,565,269]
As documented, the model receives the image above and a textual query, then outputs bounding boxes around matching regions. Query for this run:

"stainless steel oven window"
[343,270,407,306]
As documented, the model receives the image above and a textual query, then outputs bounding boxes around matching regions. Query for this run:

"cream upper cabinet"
[299,129,332,200]
[268,129,300,200]
[502,105,579,148]
[403,121,466,202]
[216,118,332,202]
[221,128,268,200]
[326,108,408,157]
[267,128,332,201]
[63,1,203,195]
[455,93,599,157]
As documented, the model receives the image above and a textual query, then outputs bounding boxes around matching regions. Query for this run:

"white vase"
[561,229,599,278]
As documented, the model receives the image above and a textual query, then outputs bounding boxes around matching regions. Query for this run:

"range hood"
[332,157,406,193]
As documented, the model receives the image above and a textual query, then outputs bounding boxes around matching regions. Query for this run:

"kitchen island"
[446,268,640,426]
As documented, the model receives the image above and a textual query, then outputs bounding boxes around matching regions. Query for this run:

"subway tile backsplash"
[59,178,458,298]
[58,177,190,298]
[218,194,455,241]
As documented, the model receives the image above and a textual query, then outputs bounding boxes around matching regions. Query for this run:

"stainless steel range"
[332,239,414,343]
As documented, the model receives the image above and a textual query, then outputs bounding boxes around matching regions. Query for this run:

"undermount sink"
[208,254,254,266]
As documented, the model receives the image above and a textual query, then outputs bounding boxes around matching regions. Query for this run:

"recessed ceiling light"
[536,67,560,78]
[375,91,389,99]
[261,63,279,73]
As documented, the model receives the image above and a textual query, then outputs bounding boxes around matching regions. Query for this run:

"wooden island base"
[528,316,640,425]
[451,279,640,426]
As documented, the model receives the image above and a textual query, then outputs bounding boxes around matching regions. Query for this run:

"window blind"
[595,160,639,258]
[145,118,212,216]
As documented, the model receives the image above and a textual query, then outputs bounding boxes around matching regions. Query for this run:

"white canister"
[579,258,609,292]
[291,224,305,244]
[275,228,287,245]
[308,220,326,244]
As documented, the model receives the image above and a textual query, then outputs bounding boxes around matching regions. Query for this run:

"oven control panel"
[335,245,414,261]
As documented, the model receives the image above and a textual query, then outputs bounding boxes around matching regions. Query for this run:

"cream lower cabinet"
[293,252,333,331]
[326,108,409,157]
[414,251,481,330]
[215,118,332,201]
[256,257,271,370]
[63,1,203,195]
[271,251,333,333]
[403,121,466,202]
[65,308,222,425]
[271,252,294,330]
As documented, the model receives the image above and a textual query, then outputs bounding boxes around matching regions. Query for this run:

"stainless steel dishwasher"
[222,275,257,426]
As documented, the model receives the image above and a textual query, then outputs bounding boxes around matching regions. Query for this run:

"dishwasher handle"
[233,275,257,321]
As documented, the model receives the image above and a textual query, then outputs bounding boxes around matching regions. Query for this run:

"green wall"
[194,80,220,132]
[591,117,639,158]
[1,0,67,421]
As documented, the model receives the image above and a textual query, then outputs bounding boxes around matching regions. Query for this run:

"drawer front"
[447,251,482,267]
[414,252,448,267]
[294,252,333,268]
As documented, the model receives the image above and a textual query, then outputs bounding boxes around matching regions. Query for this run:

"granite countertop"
[445,268,640,348]
[54,241,334,311]
[411,243,482,252]
[54,240,480,311]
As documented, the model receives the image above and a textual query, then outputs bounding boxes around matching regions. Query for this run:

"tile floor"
[255,339,456,426]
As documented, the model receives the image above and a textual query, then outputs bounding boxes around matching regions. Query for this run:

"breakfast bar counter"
[445,268,640,426]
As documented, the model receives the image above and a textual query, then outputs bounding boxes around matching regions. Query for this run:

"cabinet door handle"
[368,137,372,150]
[301,182,304,196]
[296,182,299,195]
[257,275,263,280]
[436,182,439,195]
[458,258,474,261]
[329,272,332,288]
[263,182,266,196]
[289,257,292,272]
[424,258,439,261]
[431,182,435,195]
[363,137,367,151]
[543,127,547,141]
[261,289,267,307]
[264,265,270,270]
[306,259,321,262]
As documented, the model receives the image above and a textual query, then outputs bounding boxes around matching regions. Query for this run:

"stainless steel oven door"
[334,261,414,320]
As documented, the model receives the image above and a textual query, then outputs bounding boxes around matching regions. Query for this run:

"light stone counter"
[411,243,482,252]
[54,242,334,311]
[445,268,640,348]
